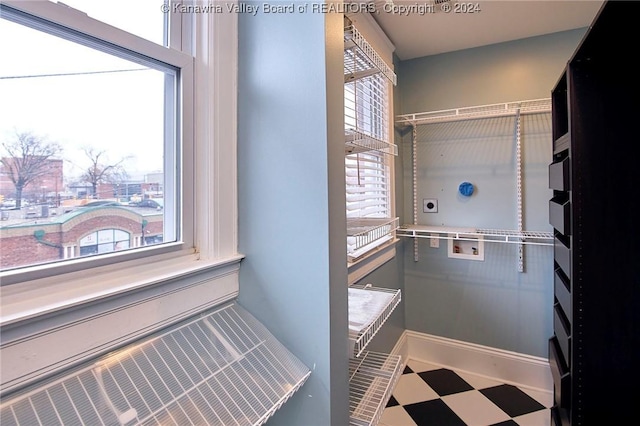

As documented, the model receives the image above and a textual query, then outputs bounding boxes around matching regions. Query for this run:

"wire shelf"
[349,351,403,426]
[345,72,389,147]
[347,217,399,260]
[345,129,398,156]
[344,25,396,86]
[0,302,311,426]
[478,228,554,243]
[396,224,554,246]
[395,98,551,127]
[348,285,402,358]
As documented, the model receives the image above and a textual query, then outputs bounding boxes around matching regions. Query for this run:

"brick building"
[0,157,64,202]
[0,206,163,270]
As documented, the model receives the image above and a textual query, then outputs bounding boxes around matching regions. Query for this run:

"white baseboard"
[390,328,410,363]
[390,330,553,393]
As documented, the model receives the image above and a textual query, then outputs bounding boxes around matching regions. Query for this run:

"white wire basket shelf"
[347,217,399,260]
[349,351,403,426]
[349,285,402,358]
[0,302,311,426]
[344,24,397,86]
[395,98,551,127]
[397,224,554,246]
[345,129,398,156]
[344,70,390,150]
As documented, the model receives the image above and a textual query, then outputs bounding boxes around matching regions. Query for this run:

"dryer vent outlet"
[423,198,438,213]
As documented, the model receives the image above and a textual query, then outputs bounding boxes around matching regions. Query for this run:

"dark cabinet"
[548,158,570,192]
[548,2,640,424]
[548,197,570,236]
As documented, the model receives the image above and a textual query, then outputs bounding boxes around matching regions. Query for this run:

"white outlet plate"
[423,198,438,213]
[430,233,439,248]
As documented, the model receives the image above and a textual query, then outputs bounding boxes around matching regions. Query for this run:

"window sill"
[1,250,245,394]
[0,251,245,328]
[347,238,398,285]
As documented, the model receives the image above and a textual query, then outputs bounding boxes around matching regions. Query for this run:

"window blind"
[345,74,388,142]
[344,72,397,261]
[346,152,389,219]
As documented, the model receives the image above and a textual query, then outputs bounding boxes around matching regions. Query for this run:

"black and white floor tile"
[381,359,552,426]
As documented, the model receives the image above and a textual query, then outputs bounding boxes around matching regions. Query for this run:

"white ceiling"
[370,0,605,60]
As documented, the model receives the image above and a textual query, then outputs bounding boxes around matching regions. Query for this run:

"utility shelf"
[345,129,398,156]
[397,224,553,246]
[348,285,402,358]
[347,218,399,261]
[344,24,396,86]
[395,98,551,128]
[349,351,403,426]
[0,302,310,426]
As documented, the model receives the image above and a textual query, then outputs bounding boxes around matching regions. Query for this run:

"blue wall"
[236,7,349,425]
[399,29,587,113]
[396,29,586,357]
[236,21,586,426]
[352,53,407,354]
[353,242,406,354]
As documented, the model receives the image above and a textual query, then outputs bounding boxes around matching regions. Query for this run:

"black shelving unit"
[548,2,640,425]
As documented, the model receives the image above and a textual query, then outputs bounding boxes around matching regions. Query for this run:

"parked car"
[134,199,163,210]
[0,200,17,210]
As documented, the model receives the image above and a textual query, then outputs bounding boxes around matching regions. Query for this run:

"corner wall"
[399,29,587,113]
[236,8,348,426]
[397,29,586,358]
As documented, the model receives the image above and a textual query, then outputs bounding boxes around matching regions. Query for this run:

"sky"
[0,1,168,181]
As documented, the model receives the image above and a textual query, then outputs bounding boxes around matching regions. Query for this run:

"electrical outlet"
[430,233,439,248]
[423,198,438,213]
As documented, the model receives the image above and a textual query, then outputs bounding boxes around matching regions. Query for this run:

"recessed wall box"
[448,234,484,261]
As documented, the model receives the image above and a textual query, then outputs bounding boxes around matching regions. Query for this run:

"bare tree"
[80,147,130,198]
[0,131,63,209]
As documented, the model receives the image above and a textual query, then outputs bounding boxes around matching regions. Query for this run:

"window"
[346,150,396,261]
[0,0,239,395]
[52,0,169,46]
[343,18,398,267]
[79,229,130,256]
[0,0,191,275]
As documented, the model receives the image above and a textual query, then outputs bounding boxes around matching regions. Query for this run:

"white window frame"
[0,0,192,281]
[0,0,240,395]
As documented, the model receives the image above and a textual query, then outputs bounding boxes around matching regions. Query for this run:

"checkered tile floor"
[380,359,552,426]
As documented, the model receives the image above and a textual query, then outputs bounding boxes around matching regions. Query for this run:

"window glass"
[79,229,131,255]
[54,0,169,46]
[0,7,178,272]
